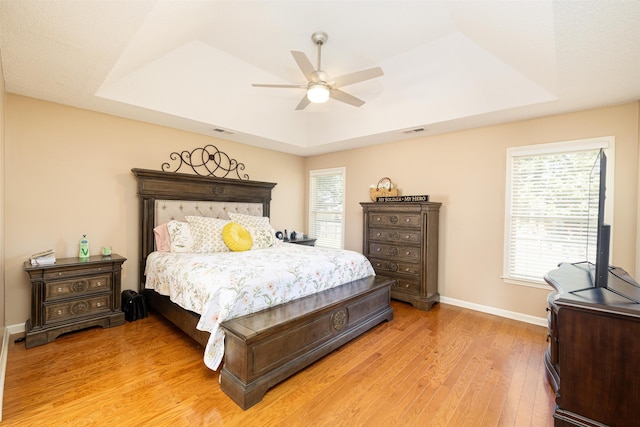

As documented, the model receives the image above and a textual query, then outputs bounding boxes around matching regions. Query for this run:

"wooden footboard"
[219,275,395,409]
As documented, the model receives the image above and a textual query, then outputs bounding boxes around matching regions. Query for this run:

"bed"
[132,155,394,409]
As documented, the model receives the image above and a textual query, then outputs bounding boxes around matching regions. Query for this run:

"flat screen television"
[586,149,610,288]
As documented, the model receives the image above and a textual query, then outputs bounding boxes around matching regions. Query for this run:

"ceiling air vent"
[400,127,426,135]
[212,128,234,135]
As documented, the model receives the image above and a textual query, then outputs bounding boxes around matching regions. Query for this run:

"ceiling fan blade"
[330,89,365,107]
[252,83,305,88]
[295,95,311,111]
[291,51,315,82]
[332,67,384,88]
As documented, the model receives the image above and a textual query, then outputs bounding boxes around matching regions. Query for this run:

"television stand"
[544,263,640,427]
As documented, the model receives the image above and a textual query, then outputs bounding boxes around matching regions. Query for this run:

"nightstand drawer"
[44,294,112,325]
[369,258,421,277]
[368,243,420,263]
[43,265,112,280]
[368,212,421,228]
[369,228,421,243]
[45,275,111,301]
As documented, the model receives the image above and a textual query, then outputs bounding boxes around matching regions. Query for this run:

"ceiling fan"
[252,31,384,110]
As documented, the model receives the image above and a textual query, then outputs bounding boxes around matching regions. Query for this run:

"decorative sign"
[376,194,429,203]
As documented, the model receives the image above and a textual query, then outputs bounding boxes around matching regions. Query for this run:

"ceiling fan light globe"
[307,84,330,103]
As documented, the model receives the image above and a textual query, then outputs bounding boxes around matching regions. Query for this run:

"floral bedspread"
[144,242,375,370]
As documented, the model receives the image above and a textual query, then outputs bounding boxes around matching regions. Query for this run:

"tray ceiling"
[1,1,639,155]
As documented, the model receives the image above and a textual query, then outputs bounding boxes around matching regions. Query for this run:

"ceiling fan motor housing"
[311,31,328,45]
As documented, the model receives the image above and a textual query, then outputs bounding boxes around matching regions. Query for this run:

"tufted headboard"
[132,168,277,289]
[154,200,263,226]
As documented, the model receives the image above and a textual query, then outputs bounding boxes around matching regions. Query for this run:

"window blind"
[504,139,612,285]
[309,168,345,249]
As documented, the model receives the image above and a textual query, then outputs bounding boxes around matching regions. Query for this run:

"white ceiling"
[1,1,639,156]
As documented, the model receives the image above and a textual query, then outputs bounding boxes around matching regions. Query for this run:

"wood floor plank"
[402,312,497,424]
[3,301,554,426]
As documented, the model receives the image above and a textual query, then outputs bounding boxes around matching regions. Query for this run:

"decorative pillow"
[185,216,230,253]
[166,220,195,253]
[222,222,253,252]
[227,212,277,249]
[153,223,171,252]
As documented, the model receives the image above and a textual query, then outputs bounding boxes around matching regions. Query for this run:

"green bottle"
[79,235,90,259]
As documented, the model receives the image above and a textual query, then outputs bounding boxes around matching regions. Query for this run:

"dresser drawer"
[369,258,421,277]
[368,212,421,228]
[43,265,112,280]
[368,243,420,263]
[369,228,421,244]
[391,278,421,295]
[45,275,111,301]
[44,294,112,325]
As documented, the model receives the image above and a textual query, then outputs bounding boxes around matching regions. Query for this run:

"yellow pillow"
[222,222,253,252]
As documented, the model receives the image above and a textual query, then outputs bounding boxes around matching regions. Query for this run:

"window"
[309,167,345,249]
[504,137,614,287]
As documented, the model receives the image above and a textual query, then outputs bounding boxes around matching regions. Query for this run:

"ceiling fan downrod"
[311,31,328,71]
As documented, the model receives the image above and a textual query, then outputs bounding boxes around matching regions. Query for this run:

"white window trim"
[309,167,346,249]
[503,136,615,288]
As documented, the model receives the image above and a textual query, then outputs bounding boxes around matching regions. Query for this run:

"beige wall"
[0,57,5,329]
[305,102,640,318]
[637,105,640,275]
[4,95,304,326]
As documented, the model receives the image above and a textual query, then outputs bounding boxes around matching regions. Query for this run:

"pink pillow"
[153,223,171,252]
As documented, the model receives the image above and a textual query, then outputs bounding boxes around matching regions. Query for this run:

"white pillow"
[227,212,276,249]
[185,216,230,253]
[166,220,195,253]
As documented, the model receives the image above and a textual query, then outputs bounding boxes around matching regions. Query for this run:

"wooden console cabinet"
[544,263,640,427]
[361,201,440,310]
[24,254,126,348]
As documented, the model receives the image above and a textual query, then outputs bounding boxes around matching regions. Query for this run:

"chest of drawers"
[23,254,126,348]
[361,202,441,310]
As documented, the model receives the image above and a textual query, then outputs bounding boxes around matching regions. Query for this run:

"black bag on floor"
[121,290,148,322]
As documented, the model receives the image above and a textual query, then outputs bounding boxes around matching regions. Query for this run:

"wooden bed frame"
[132,167,394,409]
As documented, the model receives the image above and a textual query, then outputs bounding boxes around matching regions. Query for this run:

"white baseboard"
[439,296,547,327]
[0,327,10,422]
[6,323,25,335]
[1,323,25,422]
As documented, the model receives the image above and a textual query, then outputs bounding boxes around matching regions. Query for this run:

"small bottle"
[79,235,90,259]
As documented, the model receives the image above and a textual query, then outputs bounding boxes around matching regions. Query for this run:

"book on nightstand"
[29,249,56,266]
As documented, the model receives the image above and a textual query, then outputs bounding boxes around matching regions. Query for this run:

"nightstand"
[286,238,317,246]
[23,254,126,348]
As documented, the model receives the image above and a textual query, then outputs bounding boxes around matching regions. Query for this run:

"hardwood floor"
[3,301,555,426]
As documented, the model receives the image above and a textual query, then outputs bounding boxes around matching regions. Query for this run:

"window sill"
[502,276,552,290]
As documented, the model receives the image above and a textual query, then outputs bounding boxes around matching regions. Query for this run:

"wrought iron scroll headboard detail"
[161,144,249,180]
